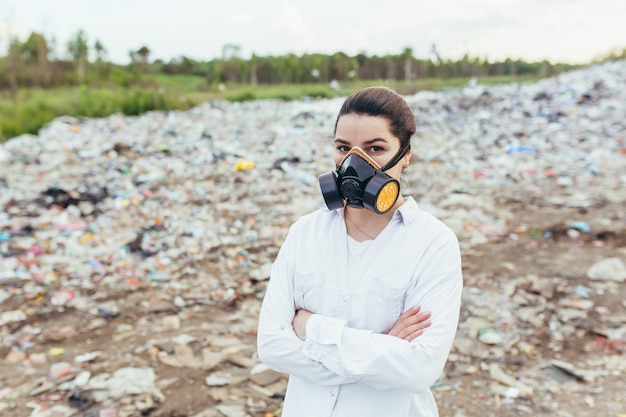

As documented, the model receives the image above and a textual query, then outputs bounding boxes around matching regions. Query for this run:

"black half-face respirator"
[318,144,410,214]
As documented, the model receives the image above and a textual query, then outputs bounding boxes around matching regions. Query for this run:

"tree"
[329,52,353,82]
[129,45,151,71]
[430,44,441,65]
[67,29,89,84]
[136,45,151,64]
[250,53,258,85]
[385,54,396,80]
[401,47,414,84]
[94,39,107,76]
[94,39,106,61]
[162,56,194,75]
[7,36,20,99]
[222,44,241,60]
[21,31,50,87]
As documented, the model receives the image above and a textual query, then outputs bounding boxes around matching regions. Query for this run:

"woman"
[257,87,463,417]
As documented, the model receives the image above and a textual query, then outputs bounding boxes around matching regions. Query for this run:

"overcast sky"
[2,0,625,65]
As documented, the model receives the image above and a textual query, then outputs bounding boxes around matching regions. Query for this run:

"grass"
[0,74,542,142]
[0,86,189,141]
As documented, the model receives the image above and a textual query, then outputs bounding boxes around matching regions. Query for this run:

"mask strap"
[380,141,411,172]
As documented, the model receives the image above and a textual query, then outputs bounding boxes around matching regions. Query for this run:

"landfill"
[1,59,625,417]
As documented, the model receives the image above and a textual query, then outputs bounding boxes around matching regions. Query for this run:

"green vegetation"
[1,28,623,142]
[1,74,545,141]
[0,87,189,140]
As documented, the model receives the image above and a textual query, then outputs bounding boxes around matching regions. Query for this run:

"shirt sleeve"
[256,226,356,386]
[301,237,463,393]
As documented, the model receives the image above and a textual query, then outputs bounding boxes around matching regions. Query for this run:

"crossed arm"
[258,265,461,392]
[292,305,432,342]
[257,225,462,392]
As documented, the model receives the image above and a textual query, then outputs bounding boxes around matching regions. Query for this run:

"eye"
[336,145,351,153]
[369,145,384,153]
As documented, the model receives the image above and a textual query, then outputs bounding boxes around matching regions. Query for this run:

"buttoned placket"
[336,228,352,323]
[323,219,352,416]
[325,386,339,417]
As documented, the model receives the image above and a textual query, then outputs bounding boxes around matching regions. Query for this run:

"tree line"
[2,28,624,95]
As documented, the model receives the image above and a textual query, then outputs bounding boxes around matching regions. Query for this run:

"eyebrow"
[334,137,389,145]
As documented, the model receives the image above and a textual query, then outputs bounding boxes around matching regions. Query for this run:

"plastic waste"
[568,221,591,233]
[234,158,256,171]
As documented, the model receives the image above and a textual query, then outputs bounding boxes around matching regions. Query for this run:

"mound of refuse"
[0,60,625,417]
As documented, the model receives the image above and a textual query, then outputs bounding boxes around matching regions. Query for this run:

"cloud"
[7,0,625,64]
[276,0,316,48]
[223,10,252,24]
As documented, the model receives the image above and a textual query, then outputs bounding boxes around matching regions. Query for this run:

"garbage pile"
[1,60,625,417]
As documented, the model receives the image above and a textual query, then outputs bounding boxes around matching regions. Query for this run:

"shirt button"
[279,325,285,330]
[330,391,335,397]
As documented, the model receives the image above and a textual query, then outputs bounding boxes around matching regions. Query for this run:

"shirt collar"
[393,196,419,225]
[328,196,420,225]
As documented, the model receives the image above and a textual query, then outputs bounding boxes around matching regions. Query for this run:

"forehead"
[335,114,395,142]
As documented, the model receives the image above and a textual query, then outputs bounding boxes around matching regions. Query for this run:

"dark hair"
[333,86,416,148]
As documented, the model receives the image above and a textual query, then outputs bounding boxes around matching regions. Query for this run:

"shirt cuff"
[306,314,346,345]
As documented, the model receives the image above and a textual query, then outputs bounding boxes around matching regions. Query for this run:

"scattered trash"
[1,59,625,416]
[489,363,534,398]
[568,221,591,233]
[477,328,504,345]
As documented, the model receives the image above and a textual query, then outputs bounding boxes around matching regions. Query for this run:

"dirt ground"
[435,201,626,417]
[1,196,625,417]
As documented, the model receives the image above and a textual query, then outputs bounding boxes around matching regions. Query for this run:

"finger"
[414,319,431,331]
[388,312,427,337]
[387,325,401,337]
[413,312,432,326]
[416,311,431,320]
[398,320,431,339]
[388,315,412,337]
[388,307,430,337]
[396,305,422,322]
[405,329,423,342]
[404,311,431,326]
[396,306,430,325]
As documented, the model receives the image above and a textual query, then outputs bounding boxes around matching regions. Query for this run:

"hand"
[292,309,313,340]
[387,306,431,342]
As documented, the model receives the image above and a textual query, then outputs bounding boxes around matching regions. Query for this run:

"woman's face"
[333,113,411,180]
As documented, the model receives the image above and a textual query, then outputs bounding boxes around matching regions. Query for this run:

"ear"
[403,149,412,168]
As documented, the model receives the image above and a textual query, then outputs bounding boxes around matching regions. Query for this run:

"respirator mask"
[318,143,410,214]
